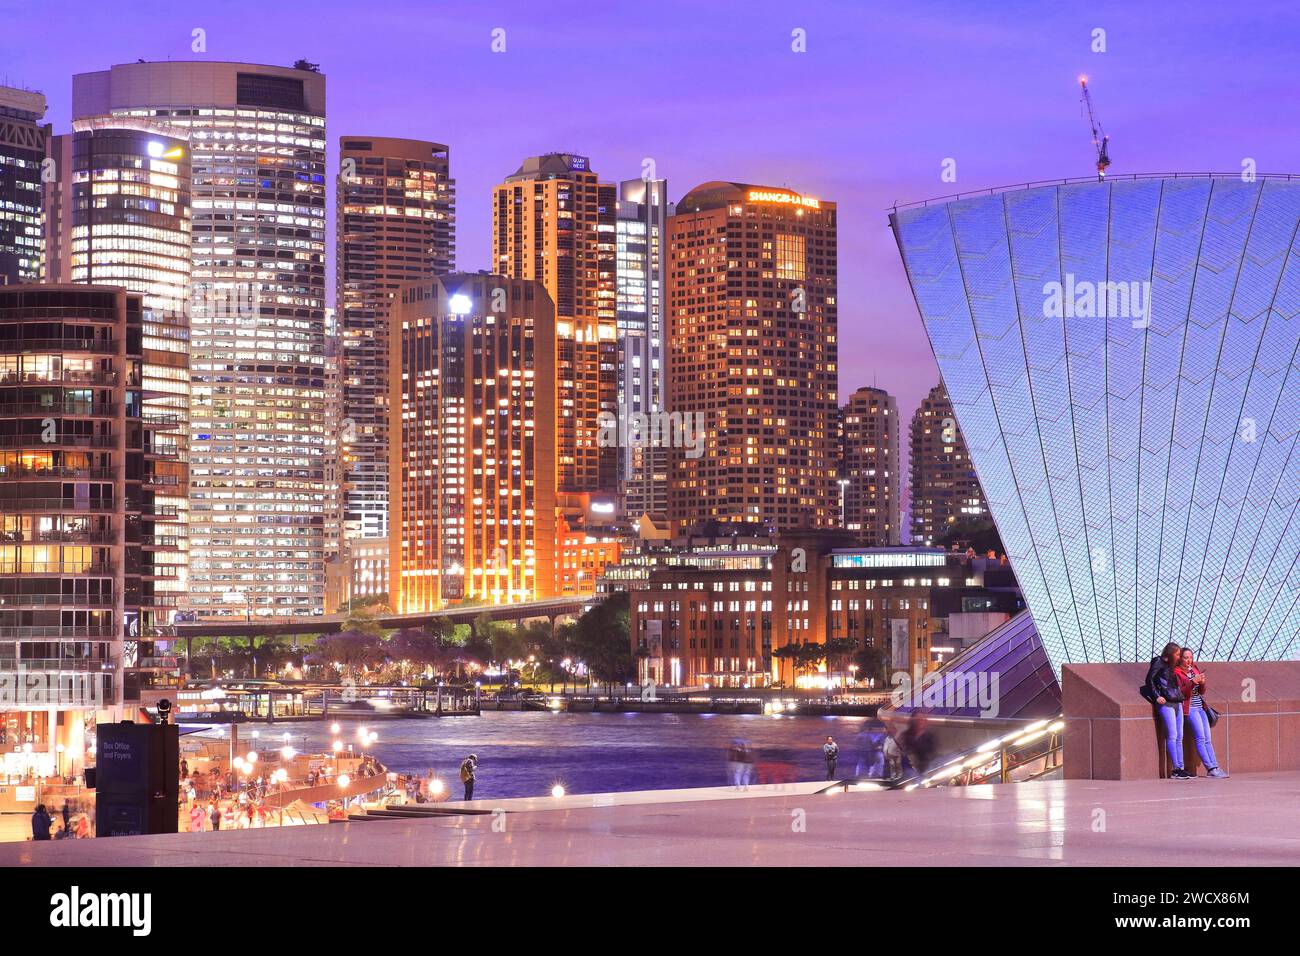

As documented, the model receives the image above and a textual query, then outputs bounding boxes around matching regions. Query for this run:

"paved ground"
[4,771,1298,867]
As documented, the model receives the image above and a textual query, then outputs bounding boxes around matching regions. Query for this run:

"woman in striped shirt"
[1176,647,1228,779]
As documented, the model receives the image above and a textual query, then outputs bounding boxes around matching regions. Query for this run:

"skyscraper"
[616,176,670,518]
[667,182,838,532]
[45,123,193,616]
[892,174,1300,669]
[73,61,330,619]
[840,385,900,545]
[0,285,176,766]
[389,274,557,612]
[0,86,49,286]
[908,383,987,547]
[337,136,455,542]
[492,153,617,495]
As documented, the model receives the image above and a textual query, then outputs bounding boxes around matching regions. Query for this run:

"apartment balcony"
[0,337,116,354]
[0,562,116,577]
[0,403,118,421]
[0,434,117,450]
[0,595,115,608]
[138,534,181,549]
[0,466,117,481]
[0,626,117,639]
[0,498,116,513]
[0,530,115,545]
[0,370,118,387]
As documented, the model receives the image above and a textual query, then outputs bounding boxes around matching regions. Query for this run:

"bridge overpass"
[168,596,593,639]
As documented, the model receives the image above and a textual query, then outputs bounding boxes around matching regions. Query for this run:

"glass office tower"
[73,61,329,619]
[892,175,1300,670]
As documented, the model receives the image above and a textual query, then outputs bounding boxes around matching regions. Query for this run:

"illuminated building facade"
[337,136,455,542]
[45,124,193,622]
[630,531,1021,688]
[493,153,617,495]
[73,61,330,619]
[891,174,1300,670]
[666,183,838,531]
[616,177,669,517]
[840,385,900,545]
[390,274,557,612]
[908,383,987,546]
[0,285,180,775]
[0,86,49,286]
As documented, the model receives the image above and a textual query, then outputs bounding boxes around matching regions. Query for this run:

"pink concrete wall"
[1063,661,1300,780]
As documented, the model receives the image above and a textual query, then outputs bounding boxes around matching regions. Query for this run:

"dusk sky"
[3,0,1298,432]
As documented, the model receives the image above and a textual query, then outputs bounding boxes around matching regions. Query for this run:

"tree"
[853,644,890,687]
[938,517,1004,557]
[306,630,386,680]
[569,592,634,693]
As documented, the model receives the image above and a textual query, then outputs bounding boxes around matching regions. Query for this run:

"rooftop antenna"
[1078,75,1110,180]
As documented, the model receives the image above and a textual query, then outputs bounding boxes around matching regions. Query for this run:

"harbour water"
[200,712,888,800]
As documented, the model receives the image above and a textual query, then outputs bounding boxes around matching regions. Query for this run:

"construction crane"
[1078,75,1111,179]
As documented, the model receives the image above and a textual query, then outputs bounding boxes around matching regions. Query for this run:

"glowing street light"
[550,784,566,799]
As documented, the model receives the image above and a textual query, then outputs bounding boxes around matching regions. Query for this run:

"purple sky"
[3,0,1298,446]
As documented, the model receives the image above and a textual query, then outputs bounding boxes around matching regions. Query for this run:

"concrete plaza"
[4,772,1298,867]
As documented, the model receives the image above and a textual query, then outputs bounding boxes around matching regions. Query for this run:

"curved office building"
[891,175,1299,672]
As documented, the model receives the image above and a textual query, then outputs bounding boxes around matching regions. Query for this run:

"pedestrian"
[180,757,189,780]
[189,802,206,832]
[75,814,90,839]
[884,733,903,779]
[823,736,840,780]
[209,799,221,831]
[460,754,478,801]
[1141,642,1191,780]
[31,804,52,841]
[61,801,70,833]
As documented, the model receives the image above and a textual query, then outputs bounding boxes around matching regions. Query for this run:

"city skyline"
[12,0,1300,446]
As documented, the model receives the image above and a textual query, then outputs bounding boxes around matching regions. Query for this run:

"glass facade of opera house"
[891,175,1299,673]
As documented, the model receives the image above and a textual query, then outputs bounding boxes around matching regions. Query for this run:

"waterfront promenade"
[5,771,1297,867]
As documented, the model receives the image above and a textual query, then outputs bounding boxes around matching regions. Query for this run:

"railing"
[0,435,117,449]
[0,467,117,480]
[0,626,116,638]
[139,535,181,548]
[0,498,115,512]
[133,656,179,669]
[0,403,117,417]
[0,531,114,544]
[0,371,118,386]
[0,658,115,672]
[0,595,114,607]
[0,563,116,575]
[902,717,1066,790]
[0,338,116,354]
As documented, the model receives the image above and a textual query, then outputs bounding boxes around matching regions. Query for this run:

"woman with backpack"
[1142,642,1191,780]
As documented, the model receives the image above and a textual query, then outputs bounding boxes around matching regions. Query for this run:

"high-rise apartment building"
[45,123,193,616]
[337,136,455,542]
[0,86,49,286]
[840,385,900,545]
[73,61,330,619]
[667,182,839,532]
[0,285,180,775]
[492,153,616,495]
[908,383,987,546]
[615,177,669,518]
[389,274,556,612]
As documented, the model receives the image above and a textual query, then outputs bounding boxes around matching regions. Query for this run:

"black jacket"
[1143,657,1183,705]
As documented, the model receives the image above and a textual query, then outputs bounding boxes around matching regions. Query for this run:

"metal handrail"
[0,498,116,511]
[889,171,1300,212]
[0,403,117,417]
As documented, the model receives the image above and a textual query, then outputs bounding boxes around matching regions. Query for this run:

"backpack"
[459,761,473,783]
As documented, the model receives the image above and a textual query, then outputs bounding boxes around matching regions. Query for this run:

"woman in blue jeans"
[1176,647,1229,778]
[1143,642,1191,780]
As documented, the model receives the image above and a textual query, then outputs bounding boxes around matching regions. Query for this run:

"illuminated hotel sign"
[747,189,821,209]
